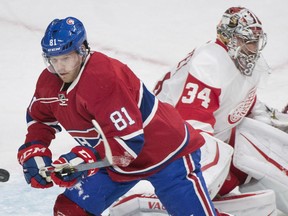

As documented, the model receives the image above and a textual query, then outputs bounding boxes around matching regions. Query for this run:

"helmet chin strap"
[76,45,89,70]
[77,44,89,57]
[78,48,90,73]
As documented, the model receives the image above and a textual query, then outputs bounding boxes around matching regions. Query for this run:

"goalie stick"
[0,168,10,182]
[42,119,113,177]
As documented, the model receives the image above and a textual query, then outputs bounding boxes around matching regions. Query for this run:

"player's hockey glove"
[51,146,100,188]
[17,142,53,188]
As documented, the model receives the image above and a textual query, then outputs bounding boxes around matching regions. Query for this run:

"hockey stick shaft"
[42,158,111,176]
[91,119,113,165]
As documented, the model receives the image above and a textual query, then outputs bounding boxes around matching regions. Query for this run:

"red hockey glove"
[51,146,100,188]
[17,142,53,189]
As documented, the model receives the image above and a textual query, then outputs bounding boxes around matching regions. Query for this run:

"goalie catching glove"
[17,142,53,189]
[51,146,100,188]
[249,99,288,133]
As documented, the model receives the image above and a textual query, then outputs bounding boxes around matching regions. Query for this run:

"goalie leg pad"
[240,178,288,214]
[213,189,277,216]
[109,193,236,216]
[200,132,234,198]
[109,193,169,216]
[233,117,288,213]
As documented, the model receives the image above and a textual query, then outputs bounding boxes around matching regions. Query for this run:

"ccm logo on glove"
[18,144,52,165]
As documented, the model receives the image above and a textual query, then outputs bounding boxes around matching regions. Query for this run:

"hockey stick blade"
[0,169,10,182]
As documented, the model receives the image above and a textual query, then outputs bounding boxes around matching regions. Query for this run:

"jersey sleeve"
[155,47,222,134]
[175,73,221,133]
[24,71,62,146]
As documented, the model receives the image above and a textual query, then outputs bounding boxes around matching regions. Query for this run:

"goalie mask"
[217,7,267,76]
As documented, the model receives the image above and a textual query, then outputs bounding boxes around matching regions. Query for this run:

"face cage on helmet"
[228,33,267,76]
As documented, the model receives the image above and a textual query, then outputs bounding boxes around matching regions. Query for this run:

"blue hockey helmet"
[41,17,87,57]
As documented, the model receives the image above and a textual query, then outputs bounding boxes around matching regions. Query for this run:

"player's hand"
[17,142,53,188]
[51,146,99,188]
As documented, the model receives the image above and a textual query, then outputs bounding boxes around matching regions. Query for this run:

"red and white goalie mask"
[217,7,267,76]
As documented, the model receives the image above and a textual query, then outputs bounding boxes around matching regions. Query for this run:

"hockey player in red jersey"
[17,17,221,216]
[154,6,288,215]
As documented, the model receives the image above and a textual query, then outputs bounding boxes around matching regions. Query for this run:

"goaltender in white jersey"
[152,6,288,215]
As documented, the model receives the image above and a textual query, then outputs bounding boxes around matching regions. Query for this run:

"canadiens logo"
[66,18,75,25]
[58,93,68,106]
[68,128,102,148]
[228,88,256,124]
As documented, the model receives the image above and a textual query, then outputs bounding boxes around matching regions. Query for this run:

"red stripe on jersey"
[184,155,215,216]
[215,39,228,51]
[201,142,220,172]
[68,128,100,138]
[241,133,288,176]
[153,72,171,96]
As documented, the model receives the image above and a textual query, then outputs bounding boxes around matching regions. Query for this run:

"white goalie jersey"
[154,40,264,142]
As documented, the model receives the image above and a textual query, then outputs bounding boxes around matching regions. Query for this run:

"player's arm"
[90,81,145,167]
[24,71,62,145]
[88,63,146,167]
[154,50,221,134]
[17,90,61,188]
[175,73,221,134]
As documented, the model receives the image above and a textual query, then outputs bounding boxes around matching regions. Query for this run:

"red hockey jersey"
[25,51,204,181]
